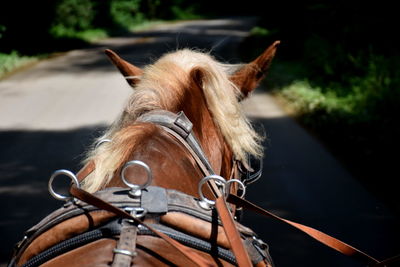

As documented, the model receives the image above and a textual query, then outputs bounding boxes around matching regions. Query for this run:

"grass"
[129,20,165,31]
[0,51,40,80]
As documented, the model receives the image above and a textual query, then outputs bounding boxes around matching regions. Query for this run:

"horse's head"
[82,42,279,195]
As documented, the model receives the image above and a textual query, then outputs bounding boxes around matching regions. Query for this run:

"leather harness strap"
[111,220,138,267]
[226,194,380,266]
[76,161,95,182]
[216,197,253,267]
[69,185,214,267]
[139,110,215,175]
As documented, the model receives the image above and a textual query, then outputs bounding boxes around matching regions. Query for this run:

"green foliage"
[0,51,38,79]
[52,0,95,32]
[275,52,400,124]
[170,5,202,20]
[250,26,270,37]
[269,51,400,208]
[110,0,145,28]
[50,26,108,42]
[279,81,351,116]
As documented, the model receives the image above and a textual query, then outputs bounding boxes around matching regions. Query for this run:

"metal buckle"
[113,248,137,257]
[124,207,147,219]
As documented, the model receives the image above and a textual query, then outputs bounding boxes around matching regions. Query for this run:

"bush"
[0,51,37,79]
[51,0,95,33]
[110,0,145,28]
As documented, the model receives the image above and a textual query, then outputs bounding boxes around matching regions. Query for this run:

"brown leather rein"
[72,110,392,267]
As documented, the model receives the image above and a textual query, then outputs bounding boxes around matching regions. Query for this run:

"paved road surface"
[1,18,399,266]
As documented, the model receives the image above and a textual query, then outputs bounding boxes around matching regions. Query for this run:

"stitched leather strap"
[69,185,214,267]
[111,220,138,267]
[226,194,380,265]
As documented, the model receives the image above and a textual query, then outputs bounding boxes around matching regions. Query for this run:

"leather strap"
[216,197,252,266]
[69,185,214,267]
[76,161,95,182]
[139,110,215,175]
[226,194,380,265]
[111,220,138,267]
[159,125,252,266]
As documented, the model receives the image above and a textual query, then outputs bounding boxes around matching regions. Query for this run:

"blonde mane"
[82,49,263,192]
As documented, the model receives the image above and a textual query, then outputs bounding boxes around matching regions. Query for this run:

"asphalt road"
[1,18,400,266]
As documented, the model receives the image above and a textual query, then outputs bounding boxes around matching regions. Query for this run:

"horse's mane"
[82,49,263,192]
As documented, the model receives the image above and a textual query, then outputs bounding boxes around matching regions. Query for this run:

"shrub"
[51,0,95,33]
[110,0,145,28]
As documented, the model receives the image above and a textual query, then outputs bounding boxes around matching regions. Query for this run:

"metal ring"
[95,139,112,149]
[121,160,152,194]
[225,179,246,198]
[48,170,80,201]
[198,175,226,206]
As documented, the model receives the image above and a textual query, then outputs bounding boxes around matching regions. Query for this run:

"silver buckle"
[124,207,147,219]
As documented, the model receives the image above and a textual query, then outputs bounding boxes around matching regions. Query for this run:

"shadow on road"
[0,126,106,262]
[1,118,399,266]
[242,117,400,267]
[1,18,400,267]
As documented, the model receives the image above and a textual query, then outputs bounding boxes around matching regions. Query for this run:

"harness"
[12,187,270,267]
[8,110,394,267]
[9,110,271,267]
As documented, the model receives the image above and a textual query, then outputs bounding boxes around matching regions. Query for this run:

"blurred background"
[2,0,399,222]
[1,0,399,266]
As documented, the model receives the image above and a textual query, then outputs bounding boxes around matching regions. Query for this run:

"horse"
[9,42,280,267]
[80,44,279,196]
[8,40,395,266]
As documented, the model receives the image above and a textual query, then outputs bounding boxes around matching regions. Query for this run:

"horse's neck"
[106,126,206,197]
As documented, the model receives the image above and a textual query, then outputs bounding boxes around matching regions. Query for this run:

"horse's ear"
[104,49,143,87]
[230,41,280,99]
